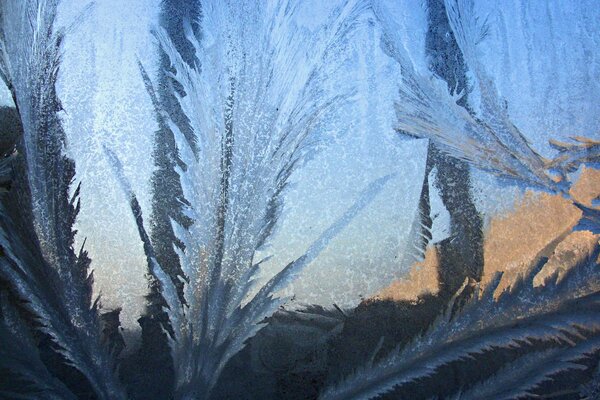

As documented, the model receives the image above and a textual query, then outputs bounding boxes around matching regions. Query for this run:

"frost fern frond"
[447,334,600,400]
[0,292,78,400]
[0,2,126,398]
[319,242,600,400]
[372,0,555,190]
[137,1,380,398]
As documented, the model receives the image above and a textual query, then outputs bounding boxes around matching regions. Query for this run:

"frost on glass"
[0,0,599,399]
[115,1,394,396]
[0,1,125,399]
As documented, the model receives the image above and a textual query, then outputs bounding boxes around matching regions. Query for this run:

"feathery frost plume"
[114,1,392,398]
[319,236,600,400]
[372,0,560,190]
[0,1,126,399]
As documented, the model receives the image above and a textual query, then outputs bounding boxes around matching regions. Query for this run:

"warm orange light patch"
[482,191,581,294]
[569,166,600,206]
[482,166,599,295]
[377,246,440,302]
[377,167,599,302]
[533,230,599,287]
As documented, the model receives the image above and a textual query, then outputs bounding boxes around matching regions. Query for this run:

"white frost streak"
[152,0,388,397]
[373,0,555,190]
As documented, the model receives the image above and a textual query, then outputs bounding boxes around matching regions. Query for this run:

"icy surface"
[51,0,600,333]
[472,0,600,158]
[0,80,12,106]
[55,0,428,331]
[141,1,425,393]
[57,0,160,333]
